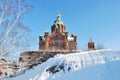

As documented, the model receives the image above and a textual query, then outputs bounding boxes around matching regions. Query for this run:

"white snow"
[2,49,120,80]
[67,37,74,41]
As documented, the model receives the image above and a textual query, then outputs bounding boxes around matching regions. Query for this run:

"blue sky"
[23,0,120,50]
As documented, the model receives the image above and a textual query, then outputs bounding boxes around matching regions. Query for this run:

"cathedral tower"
[88,37,95,50]
[39,13,77,52]
[51,13,66,33]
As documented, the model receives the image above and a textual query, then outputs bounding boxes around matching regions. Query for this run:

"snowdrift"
[3,49,120,80]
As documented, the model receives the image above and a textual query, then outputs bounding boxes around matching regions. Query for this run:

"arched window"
[54,35,59,40]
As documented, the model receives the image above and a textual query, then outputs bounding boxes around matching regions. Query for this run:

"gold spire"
[45,27,48,32]
[54,12,64,24]
[57,12,61,17]
[89,36,94,43]
[40,33,42,36]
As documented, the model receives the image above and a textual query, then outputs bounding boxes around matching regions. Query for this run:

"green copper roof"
[89,37,94,43]
[72,32,76,36]
[45,27,48,32]
[40,33,42,36]
[54,13,64,24]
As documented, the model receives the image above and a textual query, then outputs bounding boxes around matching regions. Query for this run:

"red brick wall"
[39,32,77,51]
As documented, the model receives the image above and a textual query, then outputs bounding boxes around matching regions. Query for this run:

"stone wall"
[19,51,73,68]
[0,58,19,78]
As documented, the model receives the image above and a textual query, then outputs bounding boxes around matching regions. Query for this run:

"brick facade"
[39,13,77,51]
[88,37,95,50]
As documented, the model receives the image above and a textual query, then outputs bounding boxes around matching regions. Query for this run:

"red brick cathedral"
[39,13,77,51]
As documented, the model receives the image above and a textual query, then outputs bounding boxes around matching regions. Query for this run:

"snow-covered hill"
[3,49,120,80]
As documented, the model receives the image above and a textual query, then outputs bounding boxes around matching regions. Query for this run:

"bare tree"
[96,43,105,50]
[0,0,33,57]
